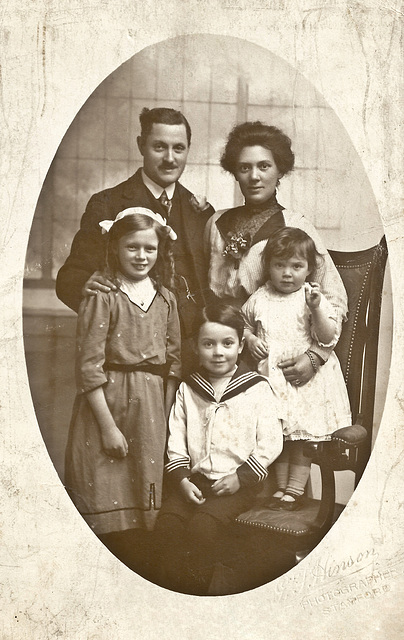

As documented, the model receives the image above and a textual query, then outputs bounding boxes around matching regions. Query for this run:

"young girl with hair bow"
[64,207,181,577]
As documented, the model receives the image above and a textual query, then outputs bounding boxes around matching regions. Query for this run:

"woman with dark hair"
[205,121,348,386]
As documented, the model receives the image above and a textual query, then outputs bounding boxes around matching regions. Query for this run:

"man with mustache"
[56,107,214,370]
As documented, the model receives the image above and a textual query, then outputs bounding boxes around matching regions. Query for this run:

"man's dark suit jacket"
[56,169,214,337]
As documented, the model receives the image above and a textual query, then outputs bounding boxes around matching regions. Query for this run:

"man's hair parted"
[139,107,192,146]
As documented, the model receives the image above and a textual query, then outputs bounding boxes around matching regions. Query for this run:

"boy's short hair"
[193,303,245,341]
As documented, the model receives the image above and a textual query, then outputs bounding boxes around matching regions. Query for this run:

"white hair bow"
[99,207,177,240]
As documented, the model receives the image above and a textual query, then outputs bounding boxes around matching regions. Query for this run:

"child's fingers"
[103,435,128,458]
[211,480,222,494]
[117,446,128,458]
[211,480,229,495]
[190,488,205,504]
[104,447,126,458]
[252,340,268,359]
[305,282,321,298]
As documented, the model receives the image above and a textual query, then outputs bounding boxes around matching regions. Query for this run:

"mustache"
[159,162,178,169]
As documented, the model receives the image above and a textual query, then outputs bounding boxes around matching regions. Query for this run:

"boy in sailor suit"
[155,303,283,595]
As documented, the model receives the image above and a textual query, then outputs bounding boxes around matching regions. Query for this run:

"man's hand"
[211,472,240,496]
[278,352,320,387]
[82,271,117,298]
[180,478,206,504]
[245,335,269,361]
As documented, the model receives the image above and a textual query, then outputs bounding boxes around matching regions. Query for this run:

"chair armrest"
[303,421,368,472]
[331,424,367,447]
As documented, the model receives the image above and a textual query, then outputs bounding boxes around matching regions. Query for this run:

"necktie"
[159,190,172,219]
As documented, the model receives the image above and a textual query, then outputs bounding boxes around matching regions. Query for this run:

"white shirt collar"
[141,169,176,200]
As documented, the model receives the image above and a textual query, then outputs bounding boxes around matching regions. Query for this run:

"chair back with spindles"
[329,236,388,479]
[235,237,389,565]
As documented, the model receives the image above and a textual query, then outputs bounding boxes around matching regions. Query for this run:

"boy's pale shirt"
[166,371,283,484]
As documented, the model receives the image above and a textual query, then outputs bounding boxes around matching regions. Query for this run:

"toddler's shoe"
[267,495,284,510]
[277,494,304,511]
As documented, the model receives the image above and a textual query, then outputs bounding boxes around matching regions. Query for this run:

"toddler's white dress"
[242,282,351,440]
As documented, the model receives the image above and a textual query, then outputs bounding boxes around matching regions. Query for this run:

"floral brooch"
[222,232,251,262]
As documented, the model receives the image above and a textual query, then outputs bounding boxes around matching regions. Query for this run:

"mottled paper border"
[1,1,403,638]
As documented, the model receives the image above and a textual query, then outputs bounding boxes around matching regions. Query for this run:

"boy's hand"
[101,425,128,458]
[246,335,268,361]
[180,478,206,504]
[304,282,322,309]
[82,270,117,298]
[211,472,240,496]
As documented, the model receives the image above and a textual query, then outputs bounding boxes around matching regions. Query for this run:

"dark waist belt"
[104,362,169,377]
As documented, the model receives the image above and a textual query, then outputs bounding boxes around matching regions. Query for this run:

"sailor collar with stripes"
[185,361,267,403]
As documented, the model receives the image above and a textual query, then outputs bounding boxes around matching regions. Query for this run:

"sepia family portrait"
[1,3,403,638]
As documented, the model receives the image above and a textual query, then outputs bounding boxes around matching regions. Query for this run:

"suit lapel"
[175,183,201,247]
[122,172,206,245]
[121,169,168,217]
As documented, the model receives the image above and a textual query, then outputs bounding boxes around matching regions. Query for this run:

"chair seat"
[236,498,322,537]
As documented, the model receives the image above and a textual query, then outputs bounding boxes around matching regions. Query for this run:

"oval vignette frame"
[22,34,391,595]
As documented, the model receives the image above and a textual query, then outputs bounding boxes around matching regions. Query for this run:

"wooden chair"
[234,236,388,573]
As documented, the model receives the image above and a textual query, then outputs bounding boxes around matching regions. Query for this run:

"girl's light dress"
[64,282,181,535]
[242,282,351,440]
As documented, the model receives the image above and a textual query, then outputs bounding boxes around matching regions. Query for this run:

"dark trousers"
[154,474,259,595]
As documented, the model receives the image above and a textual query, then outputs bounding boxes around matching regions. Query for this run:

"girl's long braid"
[153,236,176,293]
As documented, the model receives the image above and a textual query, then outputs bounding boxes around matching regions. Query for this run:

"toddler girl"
[155,303,283,595]
[242,227,351,511]
[64,207,181,574]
